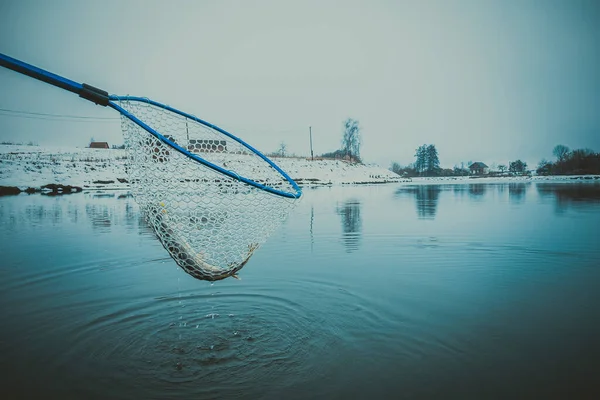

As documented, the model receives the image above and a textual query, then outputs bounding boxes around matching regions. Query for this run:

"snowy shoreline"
[0,145,406,192]
[1,145,598,194]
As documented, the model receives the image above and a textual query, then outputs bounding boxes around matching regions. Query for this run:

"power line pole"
[309,126,314,161]
[186,119,190,143]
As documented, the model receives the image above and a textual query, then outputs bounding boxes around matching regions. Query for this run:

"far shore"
[1,171,598,197]
[402,175,600,185]
[0,144,598,196]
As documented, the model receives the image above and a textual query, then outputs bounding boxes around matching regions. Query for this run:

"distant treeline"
[391,144,448,177]
[537,145,600,175]
[391,163,470,178]
[390,143,599,177]
[391,144,474,177]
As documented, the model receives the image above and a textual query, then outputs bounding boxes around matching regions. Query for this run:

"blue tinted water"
[0,182,599,399]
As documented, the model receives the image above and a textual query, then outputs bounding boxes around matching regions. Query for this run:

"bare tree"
[537,158,553,175]
[277,142,287,157]
[498,165,507,173]
[553,145,570,162]
[341,118,361,162]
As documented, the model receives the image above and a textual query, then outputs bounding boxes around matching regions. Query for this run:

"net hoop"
[108,96,302,199]
[113,97,301,281]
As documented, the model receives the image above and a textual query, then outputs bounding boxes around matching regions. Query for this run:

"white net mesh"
[118,99,299,281]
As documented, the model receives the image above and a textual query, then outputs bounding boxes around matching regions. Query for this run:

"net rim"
[108,96,302,199]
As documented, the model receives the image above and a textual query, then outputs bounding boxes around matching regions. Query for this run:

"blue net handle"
[0,52,302,199]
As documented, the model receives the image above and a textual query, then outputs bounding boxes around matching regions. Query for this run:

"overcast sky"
[0,0,598,168]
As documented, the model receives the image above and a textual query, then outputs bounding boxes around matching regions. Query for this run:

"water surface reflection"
[468,184,486,198]
[537,183,600,213]
[1,183,600,399]
[508,183,528,203]
[395,185,441,219]
[336,199,362,252]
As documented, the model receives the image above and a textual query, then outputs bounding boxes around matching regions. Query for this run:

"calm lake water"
[1,182,600,399]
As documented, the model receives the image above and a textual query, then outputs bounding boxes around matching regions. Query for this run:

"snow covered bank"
[0,145,406,191]
[0,145,130,190]
[1,145,598,193]
[271,157,407,186]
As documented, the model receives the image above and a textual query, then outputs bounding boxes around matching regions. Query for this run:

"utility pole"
[309,126,314,161]
[186,120,190,143]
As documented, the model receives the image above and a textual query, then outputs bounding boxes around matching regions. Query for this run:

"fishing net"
[118,99,299,281]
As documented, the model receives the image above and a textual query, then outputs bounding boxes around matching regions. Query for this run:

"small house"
[469,162,489,175]
[89,141,109,149]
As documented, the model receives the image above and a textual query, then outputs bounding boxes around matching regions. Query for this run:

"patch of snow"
[1,145,598,190]
[0,145,406,190]
[0,145,129,190]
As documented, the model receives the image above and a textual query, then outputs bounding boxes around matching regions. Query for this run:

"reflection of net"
[119,99,297,281]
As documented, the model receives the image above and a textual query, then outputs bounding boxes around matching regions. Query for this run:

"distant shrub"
[321,149,361,163]
[390,162,417,177]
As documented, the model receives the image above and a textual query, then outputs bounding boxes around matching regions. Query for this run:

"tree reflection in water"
[508,183,528,203]
[468,184,486,198]
[536,183,600,213]
[336,199,362,252]
[395,185,441,219]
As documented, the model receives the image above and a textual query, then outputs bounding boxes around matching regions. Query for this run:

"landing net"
[118,99,299,281]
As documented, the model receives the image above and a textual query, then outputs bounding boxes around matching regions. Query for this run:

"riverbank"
[0,145,406,192]
[407,175,600,184]
[1,145,598,195]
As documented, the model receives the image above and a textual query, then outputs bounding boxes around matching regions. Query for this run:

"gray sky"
[1,0,599,169]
